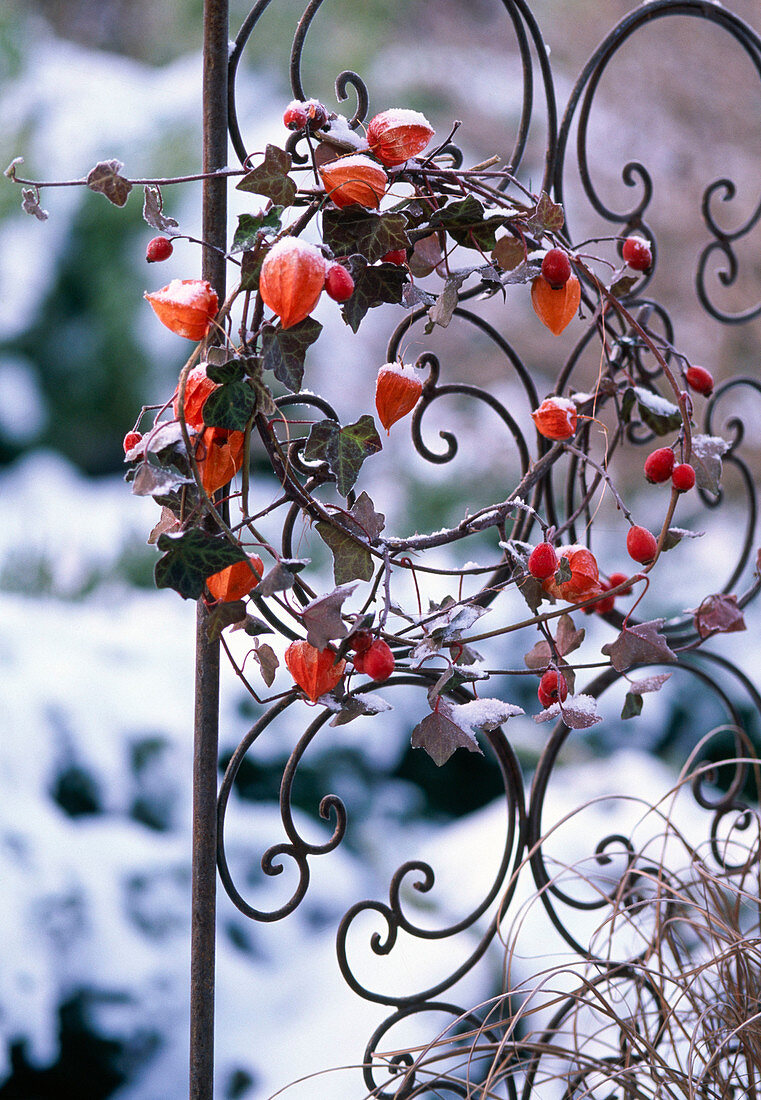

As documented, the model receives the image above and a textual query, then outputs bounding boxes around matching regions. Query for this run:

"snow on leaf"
[131,458,193,497]
[86,158,132,206]
[689,593,746,639]
[142,185,179,233]
[410,709,482,767]
[426,666,489,708]
[21,188,49,220]
[628,672,672,695]
[256,558,309,598]
[662,527,704,552]
[449,697,524,733]
[301,583,357,649]
[429,602,489,643]
[534,693,602,729]
[329,693,393,727]
[427,273,467,329]
[629,386,682,436]
[601,619,677,672]
[691,434,730,495]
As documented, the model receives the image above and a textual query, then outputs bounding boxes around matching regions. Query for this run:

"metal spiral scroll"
[219,1,761,1096]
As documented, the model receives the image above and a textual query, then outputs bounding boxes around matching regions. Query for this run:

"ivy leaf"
[534,693,602,729]
[629,672,672,694]
[21,188,49,221]
[429,195,506,250]
[691,434,730,495]
[526,191,565,234]
[252,642,279,687]
[690,593,746,639]
[316,521,374,584]
[516,572,547,614]
[662,526,704,551]
[524,639,551,670]
[408,233,443,277]
[601,619,677,672]
[230,207,283,253]
[256,557,309,598]
[301,583,357,650]
[262,318,322,392]
[205,356,246,384]
[609,274,639,299]
[304,415,382,496]
[346,491,385,539]
[86,159,132,207]
[321,208,409,263]
[621,693,643,720]
[155,530,246,600]
[206,600,248,642]
[236,145,296,206]
[143,185,178,233]
[492,234,525,272]
[147,506,180,545]
[429,602,489,644]
[236,615,276,637]
[410,709,483,767]
[555,614,585,656]
[131,457,193,497]
[427,272,467,329]
[202,380,258,431]
[340,261,407,333]
[630,386,682,436]
[329,693,393,727]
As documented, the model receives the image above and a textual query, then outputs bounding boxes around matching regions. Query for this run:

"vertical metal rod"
[190,1,229,1097]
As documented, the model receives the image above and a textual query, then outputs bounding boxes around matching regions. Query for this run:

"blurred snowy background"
[2,0,761,1097]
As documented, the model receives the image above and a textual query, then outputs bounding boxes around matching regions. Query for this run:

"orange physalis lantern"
[173,364,218,431]
[259,237,327,329]
[206,555,264,602]
[366,108,435,167]
[531,396,578,441]
[530,272,581,335]
[284,640,346,702]
[144,279,219,341]
[542,545,603,603]
[375,363,423,433]
[195,426,245,494]
[319,154,388,209]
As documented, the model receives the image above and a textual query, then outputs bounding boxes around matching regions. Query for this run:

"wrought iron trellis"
[192,1,761,1096]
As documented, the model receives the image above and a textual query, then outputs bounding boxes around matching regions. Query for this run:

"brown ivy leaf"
[21,188,49,221]
[410,709,482,767]
[524,639,551,670]
[252,642,279,687]
[329,693,393,727]
[346,491,386,540]
[526,191,564,234]
[609,274,639,299]
[143,185,179,233]
[301,583,357,650]
[689,593,746,639]
[601,619,677,672]
[206,600,248,642]
[147,506,180,545]
[492,234,525,272]
[534,693,602,729]
[256,558,309,598]
[408,233,443,277]
[555,614,585,656]
[662,527,704,552]
[427,272,467,329]
[86,159,132,206]
[628,672,672,695]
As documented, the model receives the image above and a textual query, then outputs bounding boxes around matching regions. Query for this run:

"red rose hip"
[527,542,558,580]
[324,263,355,302]
[644,447,675,484]
[671,462,696,492]
[381,249,407,265]
[123,430,142,453]
[622,235,652,272]
[684,365,714,396]
[627,525,658,564]
[540,248,572,289]
[146,236,174,263]
[359,639,395,682]
[538,669,568,709]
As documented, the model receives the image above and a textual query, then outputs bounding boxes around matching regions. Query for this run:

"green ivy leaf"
[205,358,245,384]
[321,208,409,263]
[236,145,296,206]
[429,195,506,250]
[632,386,682,435]
[304,415,382,496]
[155,529,246,600]
[340,261,407,333]
[202,380,258,431]
[621,692,643,720]
[230,206,283,253]
[609,274,639,299]
[316,521,374,584]
[261,318,322,392]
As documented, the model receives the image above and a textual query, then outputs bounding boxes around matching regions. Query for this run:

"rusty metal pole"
[190,1,228,1097]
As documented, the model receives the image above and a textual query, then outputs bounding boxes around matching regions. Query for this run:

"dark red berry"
[538,669,568,709]
[349,630,373,654]
[283,100,308,130]
[528,542,558,580]
[123,430,142,453]
[622,235,652,272]
[324,263,355,302]
[146,236,173,263]
[644,447,675,484]
[627,526,658,564]
[540,248,572,289]
[360,639,395,682]
[381,249,407,265]
[304,99,329,130]
[671,462,696,492]
[607,571,633,596]
[684,365,714,396]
